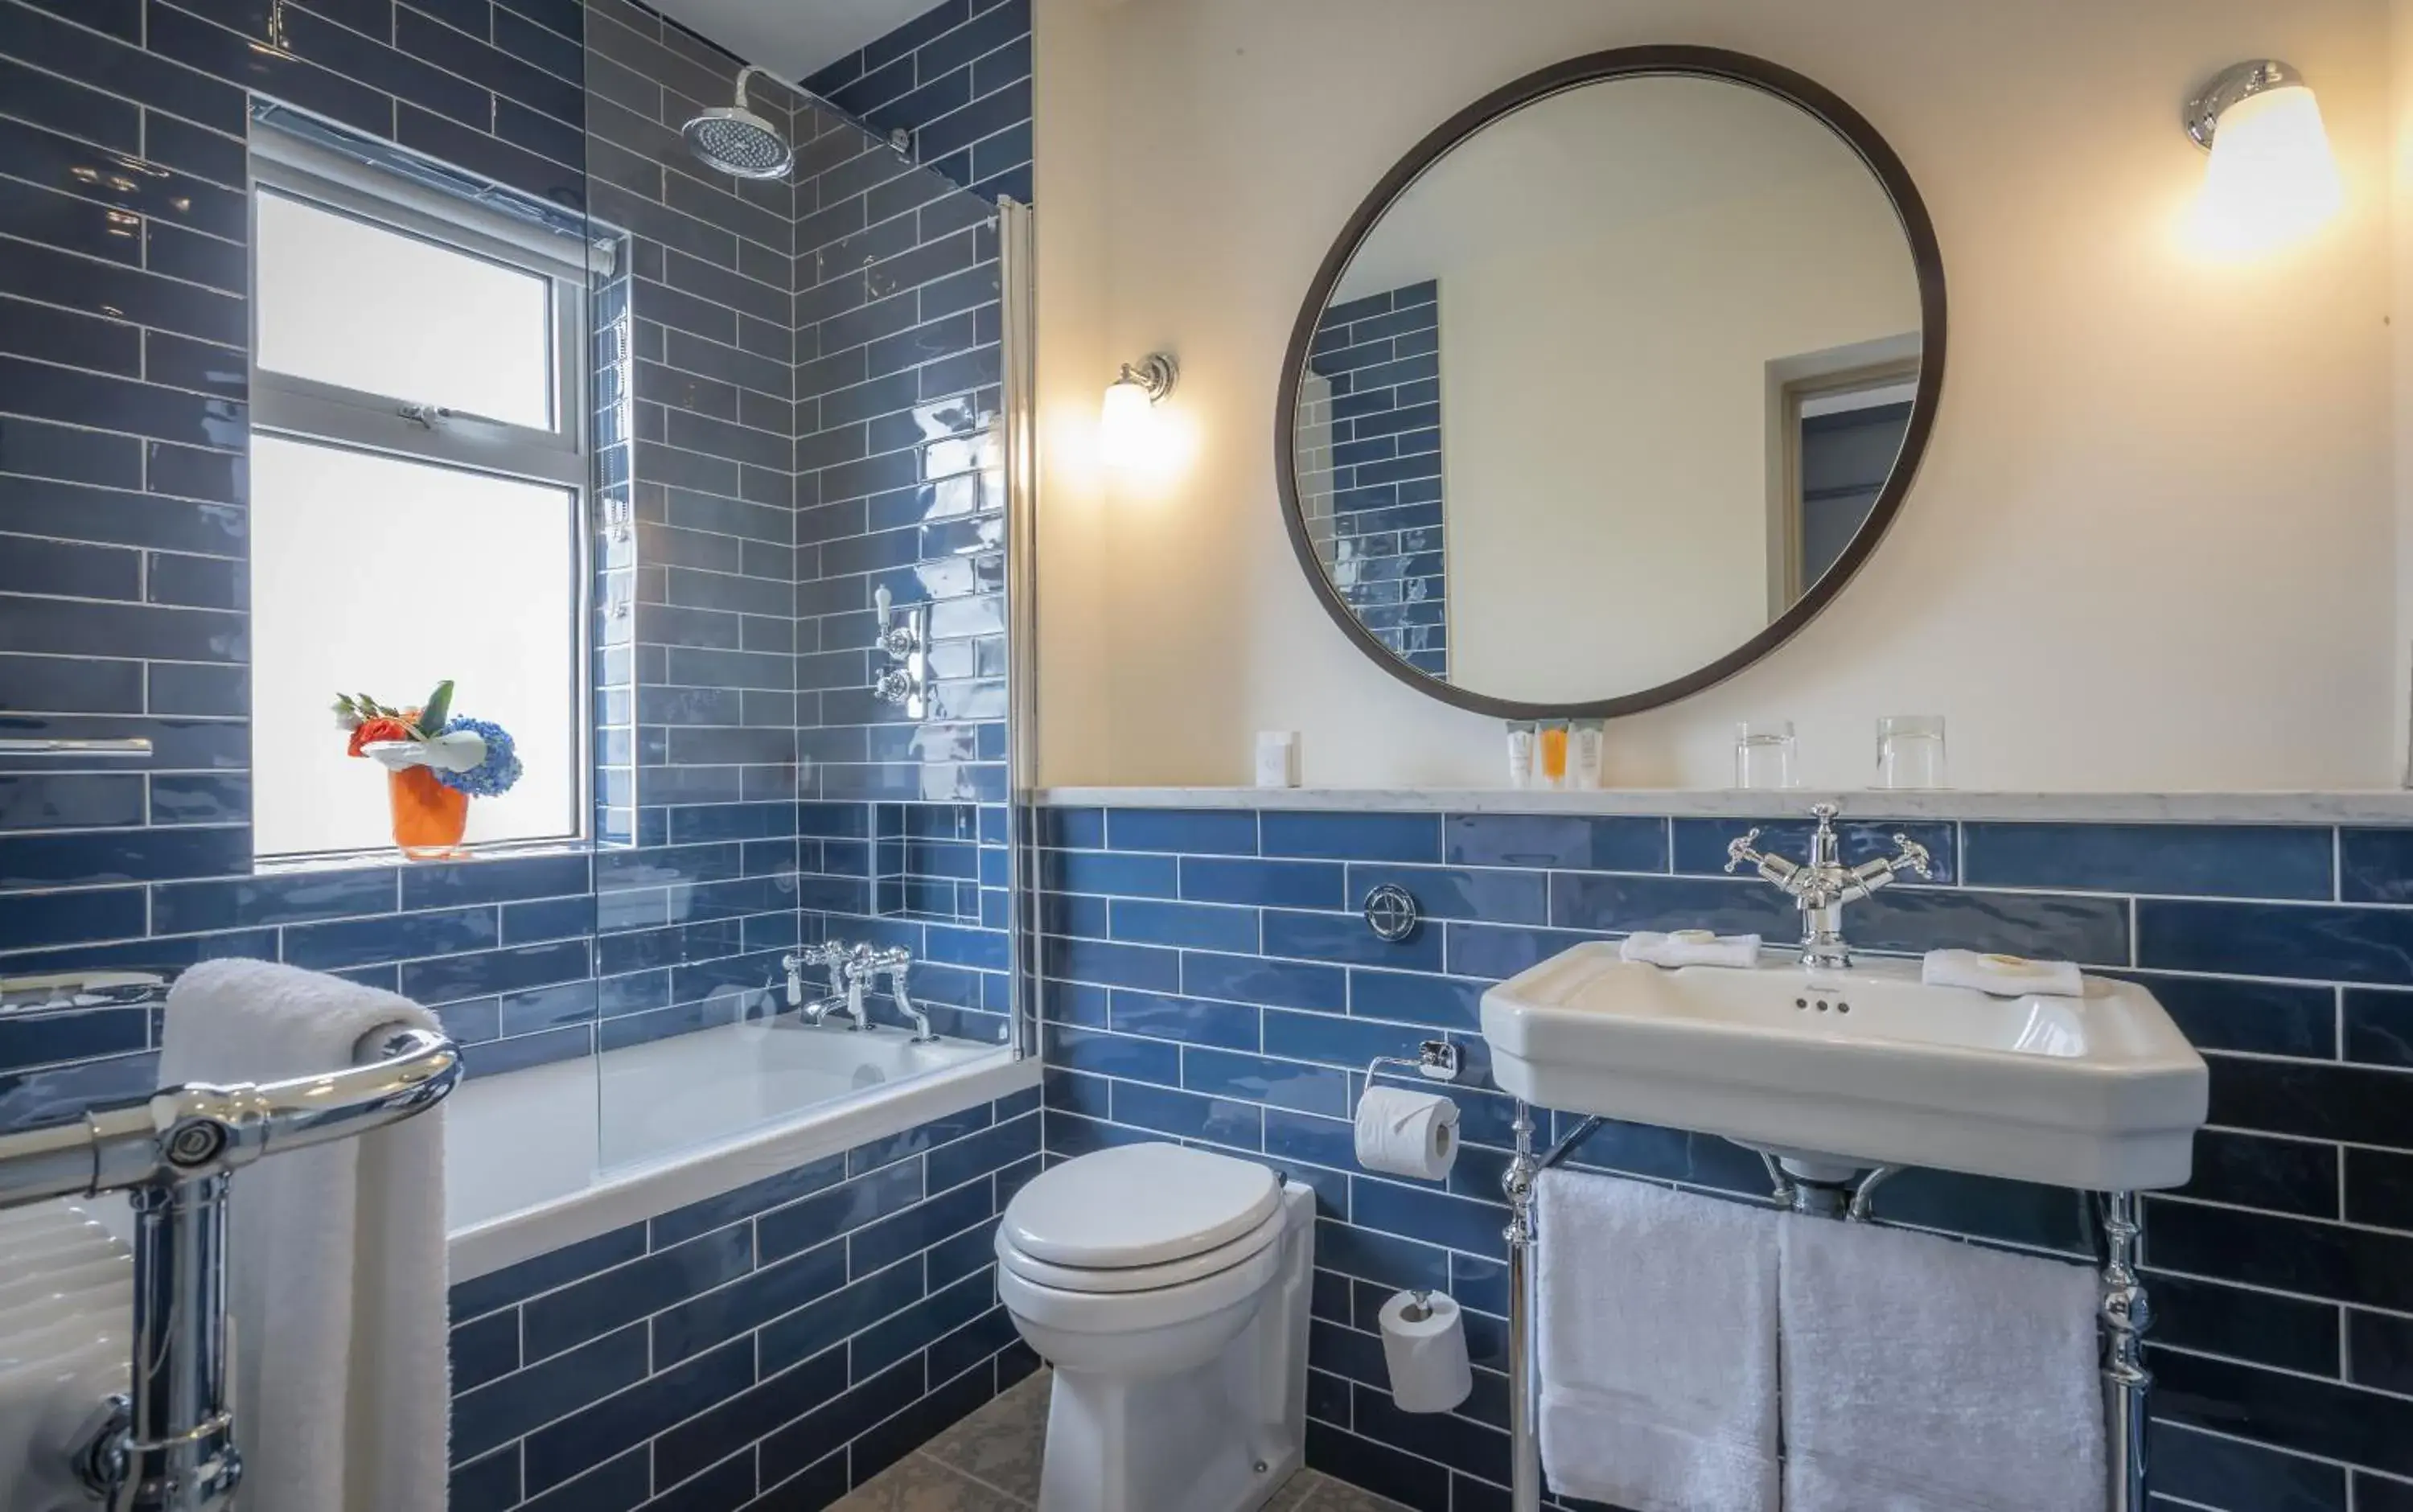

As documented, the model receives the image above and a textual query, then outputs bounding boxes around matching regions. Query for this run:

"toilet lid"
[1001,1142,1281,1268]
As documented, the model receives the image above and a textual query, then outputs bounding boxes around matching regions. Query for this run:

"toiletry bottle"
[1569,718,1605,789]
[1506,722,1536,788]
[1537,719,1568,791]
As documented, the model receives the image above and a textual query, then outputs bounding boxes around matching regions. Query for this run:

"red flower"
[347,716,416,758]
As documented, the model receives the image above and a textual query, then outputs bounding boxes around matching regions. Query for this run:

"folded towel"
[1781,1214,2106,1512]
[1536,1172,1779,1512]
[159,959,446,1512]
[1922,948,2084,997]
[1619,930,1763,968]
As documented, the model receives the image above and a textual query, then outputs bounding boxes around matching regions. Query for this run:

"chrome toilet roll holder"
[1361,1038,1461,1090]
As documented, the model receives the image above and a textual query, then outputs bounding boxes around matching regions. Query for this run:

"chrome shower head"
[683,65,793,180]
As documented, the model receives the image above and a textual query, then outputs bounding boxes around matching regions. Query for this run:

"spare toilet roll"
[1354,1086,1459,1180]
[1379,1288,1474,1413]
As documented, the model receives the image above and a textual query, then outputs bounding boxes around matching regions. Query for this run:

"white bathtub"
[443,1020,1033,1280]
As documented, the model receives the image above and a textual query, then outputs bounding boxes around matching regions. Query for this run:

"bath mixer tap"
[853,945,937,1044]
[1724,803,1932,969]
[783,942,863,1029]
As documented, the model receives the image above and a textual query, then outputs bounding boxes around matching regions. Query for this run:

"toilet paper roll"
[1379,1288,1474,1414]
[1354,1086,1459,1180]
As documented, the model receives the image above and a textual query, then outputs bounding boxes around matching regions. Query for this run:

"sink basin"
[1479,943,2208,1191]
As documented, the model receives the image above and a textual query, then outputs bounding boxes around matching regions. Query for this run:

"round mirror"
[1278,47,1945,718]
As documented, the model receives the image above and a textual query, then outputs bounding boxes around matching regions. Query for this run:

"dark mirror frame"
[1275,45,1947,721]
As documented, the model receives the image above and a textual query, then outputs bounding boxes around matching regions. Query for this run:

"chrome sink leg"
[2101,1190,2151,1512]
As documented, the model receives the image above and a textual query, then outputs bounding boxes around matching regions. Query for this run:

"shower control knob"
[873,668,916,705]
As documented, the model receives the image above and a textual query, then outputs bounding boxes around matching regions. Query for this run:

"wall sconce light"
[2184,60,2343,257]
[1100,353,1178,473]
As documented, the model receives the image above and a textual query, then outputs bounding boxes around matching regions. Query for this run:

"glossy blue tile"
[758,1160,924,1263]
[2342,828,2413,903]
[282,906,499,972]
[1182,949,1346,1011]
[1442,922,1603,982]
[1108,988,1259,1050]
[2139,900,2413,985]
[1183,1047,1349,1117]
[1111,1080,1260,1147]
[520,1337,754,1496]
[1346,968,1486,1031]
[402,939,591,1006]
[0,824,249,887]
[0,885,146,953]
[1038,933,1178,992]
[1262,811,1440,863]
[151,868,399,932]
[1964,822,2325,899]
[2346,990,2413,1068]
[1107,897,1258,951]
[400,853,590,910]
[2127,973,2337,1058]
[1445,813,1669,873]
[449,1323,649,1465]
[1178,855,1344,909]
[1044,1023,1178,1084]
[1105,807,1256,855]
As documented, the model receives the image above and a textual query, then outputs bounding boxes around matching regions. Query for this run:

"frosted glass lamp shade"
[2189,68,2343,258]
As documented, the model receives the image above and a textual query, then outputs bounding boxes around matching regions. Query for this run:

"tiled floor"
[833,1369,1409,1511]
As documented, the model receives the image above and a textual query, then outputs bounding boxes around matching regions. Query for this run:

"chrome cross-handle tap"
[1724,803,1933,969]
[845,945,937,1044]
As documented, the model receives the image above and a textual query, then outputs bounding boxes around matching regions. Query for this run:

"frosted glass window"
[255,191,555,430]
[250,436,579,857]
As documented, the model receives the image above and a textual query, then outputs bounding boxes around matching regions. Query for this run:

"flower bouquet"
[334,680,522,859]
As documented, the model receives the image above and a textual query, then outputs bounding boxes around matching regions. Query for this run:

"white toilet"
[994,1141,1315,1512]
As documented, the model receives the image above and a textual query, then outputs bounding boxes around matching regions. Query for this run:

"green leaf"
[417,680,454,738]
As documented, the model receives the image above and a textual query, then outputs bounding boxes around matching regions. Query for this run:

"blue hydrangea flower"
[431,717,523,798]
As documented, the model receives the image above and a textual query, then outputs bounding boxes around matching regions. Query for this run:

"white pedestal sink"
[1479,943,2208,1191]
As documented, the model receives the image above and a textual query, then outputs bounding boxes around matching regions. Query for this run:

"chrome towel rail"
[0,737,154,756]
[1502,1107,2151,1512]
[0,1022,460,1512]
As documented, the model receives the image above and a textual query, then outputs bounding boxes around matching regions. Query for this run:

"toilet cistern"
[1724,803,1932,969]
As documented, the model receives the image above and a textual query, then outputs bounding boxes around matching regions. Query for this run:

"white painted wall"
[1037,0,2399,791]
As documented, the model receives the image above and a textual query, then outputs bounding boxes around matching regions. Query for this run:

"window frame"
[246,127,596,861]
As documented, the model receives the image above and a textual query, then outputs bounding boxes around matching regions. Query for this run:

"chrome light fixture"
[1100,353,1178,472]
[2183,60,2342,257]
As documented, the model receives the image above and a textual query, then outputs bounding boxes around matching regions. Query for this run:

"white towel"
[1922,948,2084,997]
[1536,1172,1779,1512]
[158,959,447,1512]
[1781,1214,2106,1512]
[1619,930,1763,968]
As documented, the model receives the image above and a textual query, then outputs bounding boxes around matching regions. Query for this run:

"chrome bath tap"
[1724,803,1933,969]
[783,941,864,1029]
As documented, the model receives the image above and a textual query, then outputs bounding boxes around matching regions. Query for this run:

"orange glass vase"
[388,766,468,859]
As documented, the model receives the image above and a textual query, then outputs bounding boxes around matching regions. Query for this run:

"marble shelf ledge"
[1031,787,2413,826]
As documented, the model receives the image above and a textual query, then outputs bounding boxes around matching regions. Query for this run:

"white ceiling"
[651,0,936,84]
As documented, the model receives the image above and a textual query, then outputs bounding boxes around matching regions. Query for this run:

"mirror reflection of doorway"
[1767,343,1918,611]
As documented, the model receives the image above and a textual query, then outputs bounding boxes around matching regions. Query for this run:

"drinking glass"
[1733,721,1798,790]
[1877,715,1948,789]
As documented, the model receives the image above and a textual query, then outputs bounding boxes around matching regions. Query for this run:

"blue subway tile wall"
[449,1087,1042,1512]
[0,0,629,1090]
[1302,281,1447,678]
[800,0,1033,208]
[1035,804,2413,1512]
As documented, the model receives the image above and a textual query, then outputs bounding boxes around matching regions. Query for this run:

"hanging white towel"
[1535,1171,1780,1512]
[159,959,448,1512]
[1618,931,1762,968]
[1781,1214,2106,1512]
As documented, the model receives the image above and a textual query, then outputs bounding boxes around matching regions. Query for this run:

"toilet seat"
[999,1142,1280,1271]
[997,1201,1285,1295]
[997,1232,1284,1338]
